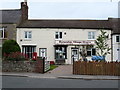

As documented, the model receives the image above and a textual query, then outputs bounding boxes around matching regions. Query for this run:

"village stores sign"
[55,40,95,45]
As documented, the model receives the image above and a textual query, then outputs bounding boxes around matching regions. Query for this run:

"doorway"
[71,48,79,64]
[39,48,47,59]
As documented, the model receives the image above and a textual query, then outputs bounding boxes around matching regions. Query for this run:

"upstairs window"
[88,32,95,39]
[25,31,32,39]
[0,27,6,38]
[55,32,62,39]
[116,36,120,42]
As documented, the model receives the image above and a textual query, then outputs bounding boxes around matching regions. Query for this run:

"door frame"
[71,48,79,64]
[39,48,47,59]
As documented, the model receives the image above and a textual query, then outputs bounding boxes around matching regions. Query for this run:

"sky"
[0,0,120,19]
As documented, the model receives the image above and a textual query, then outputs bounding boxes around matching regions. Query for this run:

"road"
[1,76,119,88]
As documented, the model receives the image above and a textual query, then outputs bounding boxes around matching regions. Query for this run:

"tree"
[95,30,111,61]
[2,40,21,56]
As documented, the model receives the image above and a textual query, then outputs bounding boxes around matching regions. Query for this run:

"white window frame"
[24,31,32,39]
[88,32,95,40]
[0,27,5,38]
[39,48,47,59]
[22,46,36,58]
[87,46,96,56]
[55,32,62,39]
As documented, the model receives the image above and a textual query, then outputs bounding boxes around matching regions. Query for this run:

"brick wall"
[2,59,44,73]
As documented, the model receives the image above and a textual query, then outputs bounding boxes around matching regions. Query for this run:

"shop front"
[54,40,95,64]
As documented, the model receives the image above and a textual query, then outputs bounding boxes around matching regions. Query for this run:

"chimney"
[21,0,28,21]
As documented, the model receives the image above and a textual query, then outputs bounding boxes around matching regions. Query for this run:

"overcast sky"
[0,0,119,19]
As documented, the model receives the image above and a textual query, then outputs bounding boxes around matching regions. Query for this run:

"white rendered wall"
[112,34,120,62]
[17,28,112,64]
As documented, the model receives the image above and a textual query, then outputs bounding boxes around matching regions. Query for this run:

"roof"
[109,18,120,34]
[0,9,21,24]
[17,19,111,29]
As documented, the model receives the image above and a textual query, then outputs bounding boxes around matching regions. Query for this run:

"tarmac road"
[2,76,119,88]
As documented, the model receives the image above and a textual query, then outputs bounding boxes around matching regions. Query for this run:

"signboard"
[55,40,95,45]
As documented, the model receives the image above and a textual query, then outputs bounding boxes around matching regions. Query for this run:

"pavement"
[0,72,120,80]
[0,65,120,80]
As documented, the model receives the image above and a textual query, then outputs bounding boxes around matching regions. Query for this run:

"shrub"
[2,40,21,56]
[6,52,27,61]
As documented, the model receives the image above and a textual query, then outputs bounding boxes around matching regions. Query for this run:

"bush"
[5,52,27,61]
[2,40,21,55]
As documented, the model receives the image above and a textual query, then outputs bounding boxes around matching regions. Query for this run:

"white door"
[39,48,47,59]
[71,48,79,63]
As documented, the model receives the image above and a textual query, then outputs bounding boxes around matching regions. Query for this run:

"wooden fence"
[73,61,120,76]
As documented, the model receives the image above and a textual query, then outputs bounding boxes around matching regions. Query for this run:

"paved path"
[45,65,73,75]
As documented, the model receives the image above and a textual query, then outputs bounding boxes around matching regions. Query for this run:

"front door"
[71,48,79,64]
[39,48,47,59]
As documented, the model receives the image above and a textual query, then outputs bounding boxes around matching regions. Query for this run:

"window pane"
[92,32,95,39]
[116,36,119,42]
[92,48,96,55]
[0,28,4,38]
[55,32,58,39]
[87,51,91,56]
[88,32,91,39]
[56,34,58,39]
[25,32,27,38]
[60,32,62,38]
[0,30,2,38]
[28,32,32,38]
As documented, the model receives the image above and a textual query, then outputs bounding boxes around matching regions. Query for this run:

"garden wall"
[73,61,120,76]
[2,59,44,73]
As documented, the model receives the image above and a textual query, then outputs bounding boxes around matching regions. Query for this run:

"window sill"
[0,38,7,40]
[55,39,62,40]
[24,39,32,41]
[87,39,95,40]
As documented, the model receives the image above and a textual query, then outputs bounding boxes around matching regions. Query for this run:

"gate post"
[73,55,75,74]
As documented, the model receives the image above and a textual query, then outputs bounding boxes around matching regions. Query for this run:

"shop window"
[116,36,120,42]
[24,31,32,39]
[55,46,67,60]
[22,46,36,58]
[0,27,6,38]
[88,32,95,39]
[55,32,62,39]
[87,46,96,56]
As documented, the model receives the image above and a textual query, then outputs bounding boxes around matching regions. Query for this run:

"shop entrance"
[71,48,79,64]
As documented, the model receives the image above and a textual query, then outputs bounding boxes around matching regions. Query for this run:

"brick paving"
[45,65,73,75]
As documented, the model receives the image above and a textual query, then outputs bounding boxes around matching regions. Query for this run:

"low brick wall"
[2,59,44,73]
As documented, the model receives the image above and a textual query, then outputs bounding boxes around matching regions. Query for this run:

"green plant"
[50,65,58,71]
[2,40,21,56]
[95,30,111,61]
